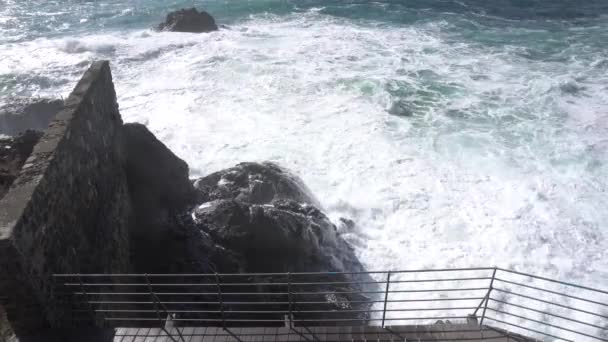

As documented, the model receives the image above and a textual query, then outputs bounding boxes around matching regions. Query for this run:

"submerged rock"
[157,8,218,33]
[0,130,43,200]
[388,99,413,117]
[0,98,63,136]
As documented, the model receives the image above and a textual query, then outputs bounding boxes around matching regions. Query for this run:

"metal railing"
[53,267,608,341]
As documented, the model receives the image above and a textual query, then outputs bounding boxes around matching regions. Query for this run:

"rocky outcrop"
[123,123,197,236]
[0,130,43,200]
[181,162,372,322]
[157,8,218,33]
[194,162,321,207]
[191,162,362,273]
[122,123,201,272]
[0,98,63,136]
[0,61,373,335]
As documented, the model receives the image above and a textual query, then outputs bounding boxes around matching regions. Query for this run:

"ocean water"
[1,0,607,338]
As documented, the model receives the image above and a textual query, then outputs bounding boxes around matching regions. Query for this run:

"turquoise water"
[1,0,607,337]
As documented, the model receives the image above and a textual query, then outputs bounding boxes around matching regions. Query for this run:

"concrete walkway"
[113,321,534,342]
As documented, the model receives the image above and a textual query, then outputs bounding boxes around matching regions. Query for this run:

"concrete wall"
[0,61,131,335]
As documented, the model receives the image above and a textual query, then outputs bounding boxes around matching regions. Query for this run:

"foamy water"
[1,0,607,338]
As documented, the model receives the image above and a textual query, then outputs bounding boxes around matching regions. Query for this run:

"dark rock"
[388,99,413,117]
[122,123,198,269]
[184,162,373,323]
[194,161,321,207]
[192,198,362,273]
[157,8,218,33]
[338,217,356,233]
[0,98,63,136]
[0,130,43,200]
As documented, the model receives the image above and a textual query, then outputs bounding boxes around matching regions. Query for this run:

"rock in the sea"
[194,161,322,207]
[157,8,218,33]
[388,99,413,117]
[0,98,63,136]
[192,199,359,272]
[122,123,198,270]
[0,130,43,200]
[185,162,373,322]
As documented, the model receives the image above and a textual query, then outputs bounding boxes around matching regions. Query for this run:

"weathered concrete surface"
[112,321,534,342]
[0,61,131,335]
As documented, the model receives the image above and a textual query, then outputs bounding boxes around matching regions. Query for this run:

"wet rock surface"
[0,130,43,200]
[121,123,201,273]
[388,99,413,117]
[176,162,373,323]
[157,8,218,33]
[194,162,321,207]
[0,98,63,136]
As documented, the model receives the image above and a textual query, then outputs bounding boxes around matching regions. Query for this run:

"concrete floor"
[113,321,534,342]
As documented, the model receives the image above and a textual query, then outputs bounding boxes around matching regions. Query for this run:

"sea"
[1,0,607,338]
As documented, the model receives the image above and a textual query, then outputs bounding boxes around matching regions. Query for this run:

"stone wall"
[0,61,131,335]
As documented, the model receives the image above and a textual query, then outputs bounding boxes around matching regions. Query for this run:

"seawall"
[0,61,132,335]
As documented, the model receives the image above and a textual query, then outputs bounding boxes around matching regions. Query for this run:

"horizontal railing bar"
[486,308,607,341]
[293,287,489,295]
[59,276,493,287]
[114,331,497,338]
[52,267,495,277]
[114,327,497,336]
[99,316,471,322]
[113,333,509,342]
[489,298,608,330]
[79,306,479,315]
[114,329,498,338]
[497,268,608,295]
[492,288,608,319]
[389,277,493,283]
[84,297,485,306]
[483,316,575,342]
[494,278,608,307]
[61,281,381,287]
[70,287,488,296]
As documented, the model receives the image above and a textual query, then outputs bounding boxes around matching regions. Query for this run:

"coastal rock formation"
[122,123,201,272]
[0,130,43,199]
[157,8,218,33]
[0,98,63,136]
[182,162,372,321]
[123,123,197,237]
[0,61,372,336]
[191,162,360,272]
[194,162,322,207]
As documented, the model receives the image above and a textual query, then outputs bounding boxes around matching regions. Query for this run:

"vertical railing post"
[215,273,227,330]
[381,271,392,328]
[145,274,164,327]
[145,275,185,342]
[480,267,497,327]
[78,274,98,326]
[287,272,294,328]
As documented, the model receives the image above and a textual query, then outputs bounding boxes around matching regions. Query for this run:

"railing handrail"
[54,267,608,342]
